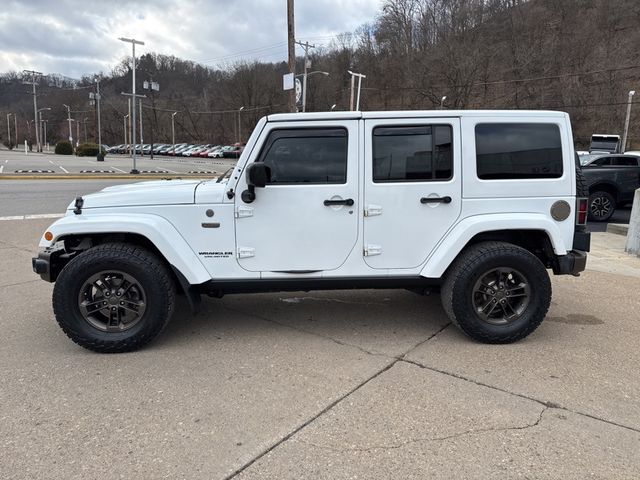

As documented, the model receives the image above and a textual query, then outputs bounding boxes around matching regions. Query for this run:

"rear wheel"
[441,242,551,343]
[588,191,616,222]
[53,243,175,353]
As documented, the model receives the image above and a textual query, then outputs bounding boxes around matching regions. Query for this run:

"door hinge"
[364,204,383,217]
[237,247,255,259]
[364,244,382,256]
[235,206,253,218]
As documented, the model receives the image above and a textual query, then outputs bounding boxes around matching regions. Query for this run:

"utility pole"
[43,120,48,149]
[83,117,88,143]
[347,70,366,111]
[295,40,315,112]
[14,114,18,145]
[76,121,80,147]
[62,104,74,146]
[287,0,296,113]
[23,70,42,151]
[119,37,145,174]
[621,90,636,153]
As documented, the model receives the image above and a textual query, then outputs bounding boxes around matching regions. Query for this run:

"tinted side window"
[475,123,563,179]
[372,125,453,182]
[612,156,639,166]
[259,128,348,184]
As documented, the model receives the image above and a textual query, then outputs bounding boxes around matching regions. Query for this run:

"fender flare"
[39,213,211,285]
[420,213,568,279]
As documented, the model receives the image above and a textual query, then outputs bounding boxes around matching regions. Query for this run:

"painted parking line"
[0,213,64,221]
[49,160,69,173]
[111,166,126,173]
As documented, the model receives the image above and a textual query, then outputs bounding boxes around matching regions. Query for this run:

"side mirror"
[242,163,269,203]
[247,162,268,188]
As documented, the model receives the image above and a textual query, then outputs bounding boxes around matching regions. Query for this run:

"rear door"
[363,118,462,269]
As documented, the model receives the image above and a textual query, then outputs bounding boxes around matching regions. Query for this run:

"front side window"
[259,128,348,184]
[475,123,563,179]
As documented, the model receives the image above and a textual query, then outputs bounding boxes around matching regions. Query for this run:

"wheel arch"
[588,182,619,200]
[420,214,566,279]
[39,214,211,286]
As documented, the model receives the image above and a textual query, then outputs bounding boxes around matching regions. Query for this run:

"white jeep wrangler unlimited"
[33,110,591,353]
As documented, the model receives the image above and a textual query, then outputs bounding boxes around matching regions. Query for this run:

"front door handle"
[324,198,354,206]
[420,196,452,204]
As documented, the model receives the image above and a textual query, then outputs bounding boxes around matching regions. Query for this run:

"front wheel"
[441,242,551,343]
[53,243,176,353]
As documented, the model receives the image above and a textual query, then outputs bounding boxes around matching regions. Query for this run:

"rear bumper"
[553,250,588,276]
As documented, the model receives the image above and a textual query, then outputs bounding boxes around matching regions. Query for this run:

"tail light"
[576,198,588,225]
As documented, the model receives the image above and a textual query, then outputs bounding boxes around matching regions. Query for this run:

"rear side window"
[259,128,348,184]
[475,123,563,179]
[372,125,453,182]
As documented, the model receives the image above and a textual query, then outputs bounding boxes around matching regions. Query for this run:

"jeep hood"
[68,179,204,210]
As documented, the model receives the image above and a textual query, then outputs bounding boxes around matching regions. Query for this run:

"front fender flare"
[39,213,210,285]
[420,213,568,279]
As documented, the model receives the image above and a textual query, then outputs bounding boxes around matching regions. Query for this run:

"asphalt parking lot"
[0,148,235,176]
[1,213,640,478]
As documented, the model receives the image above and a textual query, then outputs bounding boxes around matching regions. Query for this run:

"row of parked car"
[106,143,245,159]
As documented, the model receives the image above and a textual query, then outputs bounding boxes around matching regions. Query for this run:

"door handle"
[420,196,452,204]
[324,198,354,206]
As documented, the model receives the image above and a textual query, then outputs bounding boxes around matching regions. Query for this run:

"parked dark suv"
[581,154,640,221]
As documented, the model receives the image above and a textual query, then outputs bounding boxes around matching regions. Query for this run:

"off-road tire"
[441,241,551,344]
[575,165,588,198]
[588,190,616,222]
[53,243,175,353]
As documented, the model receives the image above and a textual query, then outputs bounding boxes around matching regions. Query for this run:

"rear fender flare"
[420,213,567,279]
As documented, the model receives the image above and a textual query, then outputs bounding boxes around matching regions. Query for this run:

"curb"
[606,223,629,236]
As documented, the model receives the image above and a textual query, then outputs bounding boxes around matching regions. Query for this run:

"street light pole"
[621,90,636,153]
[171,111,178,155]
[37,108,51,152]
[119,37,145,174]
[6,113,12,148]
[124,114,129,147]
[238,106,245,143]
[440,96,447,109]
[295,71,329,113]
[62,104,73,146]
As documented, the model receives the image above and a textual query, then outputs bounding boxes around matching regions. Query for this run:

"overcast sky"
[0,0,382,78]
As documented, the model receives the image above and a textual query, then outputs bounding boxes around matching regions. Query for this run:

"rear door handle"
[420,196,452,204]
[324,198,354,206]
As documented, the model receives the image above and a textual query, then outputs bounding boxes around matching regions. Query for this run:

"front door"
[235,120,359,272]
[363,117,462,269]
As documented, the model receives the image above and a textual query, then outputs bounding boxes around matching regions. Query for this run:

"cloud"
[0,0,382,78]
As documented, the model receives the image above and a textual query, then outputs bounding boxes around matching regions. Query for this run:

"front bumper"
[32,246,70,282]
[552,250,588,276]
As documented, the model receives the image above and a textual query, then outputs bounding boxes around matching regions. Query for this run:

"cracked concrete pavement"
[1,219,639,479]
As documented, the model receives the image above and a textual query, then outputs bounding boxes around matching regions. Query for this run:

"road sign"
[283,73,294,91]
